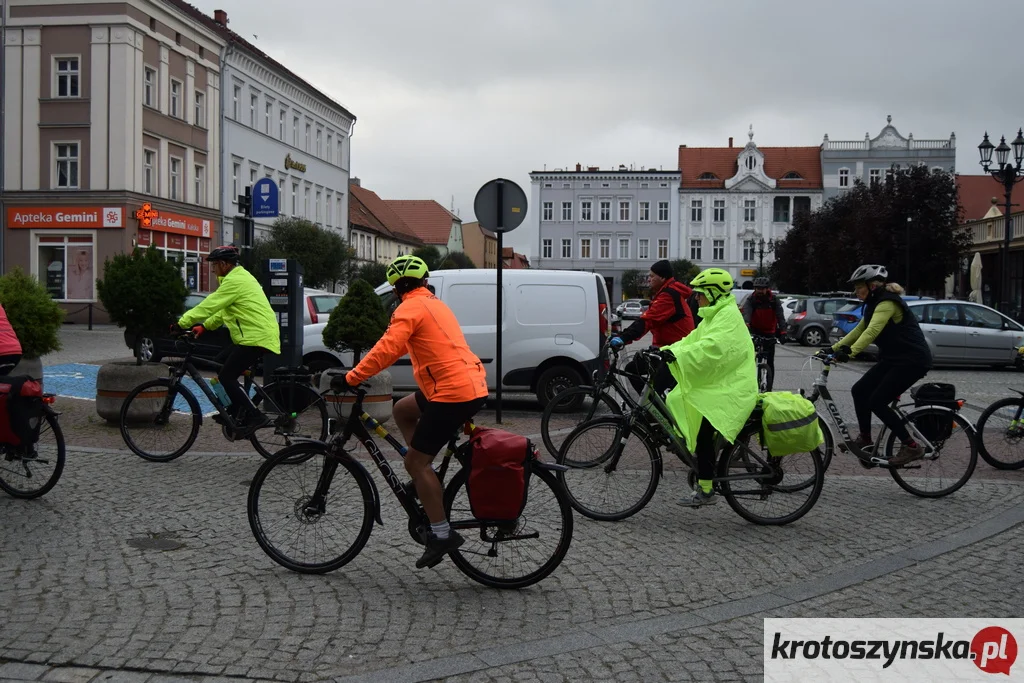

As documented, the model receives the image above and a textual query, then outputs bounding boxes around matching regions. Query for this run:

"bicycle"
[0,369,65,499]
[975,390,1024,470]
[802,350,978,497]
[118,332,328,462]
[751,334,779,393]
[247,380,574,589]
[556,349,825,526]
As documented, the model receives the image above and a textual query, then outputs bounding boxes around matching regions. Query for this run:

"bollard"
[88,302,93,330]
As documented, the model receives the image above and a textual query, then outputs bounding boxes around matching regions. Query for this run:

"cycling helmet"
[386,254,430,286]
[752,276,770,289]
[689,267,734,304]
[206,245,240,264]
[847,264,887,284]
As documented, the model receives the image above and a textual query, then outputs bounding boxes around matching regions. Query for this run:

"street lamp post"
[978,129,1024,315]
[905,216,911,293]
[756,236,775,274]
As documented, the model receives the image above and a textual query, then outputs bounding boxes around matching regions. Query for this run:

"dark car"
[785,297,859,346]
[125,293,232,364]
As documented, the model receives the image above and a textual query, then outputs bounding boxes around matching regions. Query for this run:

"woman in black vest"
[824,264,932,466]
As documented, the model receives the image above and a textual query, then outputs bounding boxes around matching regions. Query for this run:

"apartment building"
[349,181,422,265]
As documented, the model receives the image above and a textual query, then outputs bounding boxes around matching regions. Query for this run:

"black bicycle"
[247,380,574,589]
[0,388,64,500]
[751,334,778,393]
[967,390,1024,471]
[118,332,328,462]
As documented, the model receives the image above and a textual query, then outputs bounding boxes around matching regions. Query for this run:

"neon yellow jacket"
[661,293,758,453]
[178,266,281,354]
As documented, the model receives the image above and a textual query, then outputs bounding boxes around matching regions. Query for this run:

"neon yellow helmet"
[689,267,734,304]
[386,254,430,286]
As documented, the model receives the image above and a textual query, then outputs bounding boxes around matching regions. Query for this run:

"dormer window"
[697,172,717,180]
[783,172,802,180]
[745,156,756,170]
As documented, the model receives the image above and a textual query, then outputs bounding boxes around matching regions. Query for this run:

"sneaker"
[415,531,465,569]
[888,442,925,467]
[682,488,718,508]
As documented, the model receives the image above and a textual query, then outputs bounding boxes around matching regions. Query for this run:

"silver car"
[907,300,1024,368]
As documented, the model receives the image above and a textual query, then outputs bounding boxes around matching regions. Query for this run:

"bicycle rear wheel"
[888,407,978,497]
[119,379,201,461]
[975,397,1024,470]
[718,423,824,526]
[540,385,621,459]
[247,443,375,574]
[0,411,65,499]
[556,416,660,521]
[250,381,329,460]
[444,467,572,589]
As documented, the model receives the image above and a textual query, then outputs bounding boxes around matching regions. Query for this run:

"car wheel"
[136,335,160,363]
[535,365,584,409]
[801,327,825,347]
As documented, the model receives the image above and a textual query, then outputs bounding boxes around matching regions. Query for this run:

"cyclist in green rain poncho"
[660,268,758,507]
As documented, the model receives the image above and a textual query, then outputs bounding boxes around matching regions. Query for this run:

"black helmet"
[753,276,770,288]
[207,245,240,264]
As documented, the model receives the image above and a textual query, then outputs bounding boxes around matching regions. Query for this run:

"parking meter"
[260,258,304,376]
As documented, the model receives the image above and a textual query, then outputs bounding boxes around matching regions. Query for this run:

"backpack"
[461,426,537,521]
[910,382,957,442]
[0,375,45,447]
[758,391,823,456]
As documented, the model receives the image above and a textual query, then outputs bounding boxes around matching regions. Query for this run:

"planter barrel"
[11,356,44,384]
[319,368,393,426]
[96,361,168,423]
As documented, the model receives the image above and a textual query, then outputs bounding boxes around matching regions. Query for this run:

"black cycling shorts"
[412,390,487,456]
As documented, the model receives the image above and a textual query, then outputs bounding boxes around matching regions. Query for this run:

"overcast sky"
[196,0,1024,257]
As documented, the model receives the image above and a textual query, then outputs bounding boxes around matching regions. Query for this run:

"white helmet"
[847,264,887,284]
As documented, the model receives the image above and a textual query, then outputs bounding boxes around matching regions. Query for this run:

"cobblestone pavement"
[0,330,1018,682]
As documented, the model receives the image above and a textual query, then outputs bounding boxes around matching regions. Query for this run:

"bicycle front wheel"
[540,385,621,458]
[250,381,329,460]
[444,466,573,589]
[0,411,66,499]
[888,408,978,497]
[119,379,201,461]
[758,364,773,393]
[247,443,375,574]
[556,416,660,521]
[976,397,1024,470]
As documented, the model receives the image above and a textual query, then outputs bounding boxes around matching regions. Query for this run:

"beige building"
[349,182,422,265]
[2,0,225,322]
[460,221,498,268]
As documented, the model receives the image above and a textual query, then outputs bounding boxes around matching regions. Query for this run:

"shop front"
[135,206,215,294]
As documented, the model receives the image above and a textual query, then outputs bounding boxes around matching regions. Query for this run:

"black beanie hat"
[650,260,672,279]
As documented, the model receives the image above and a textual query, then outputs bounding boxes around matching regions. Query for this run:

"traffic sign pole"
[495,180,504,423]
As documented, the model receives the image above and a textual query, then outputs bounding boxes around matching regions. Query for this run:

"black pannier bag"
[910,382,956,442]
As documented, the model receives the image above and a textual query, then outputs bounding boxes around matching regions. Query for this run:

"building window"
[743,199,756,222]
[691,199,703,222]
[639,201,650,222]
[690,239,702,261]
[638,238,650,260]
[316,129,323,157]
[620,183,628,189]
[293,117,299,146]
[869,168,881,186]
[563,183,571,189]
[194,165,205,205]
[316,190,322,222]
[562,201,572,221]
[337,139,343,164]
[233,85,241,120]
[658,239,668,259]
[583,183,591,188]
[143,149,155,194]
[743,240,755,261]
[599,238,611,259]
[581,200,592,221]
[327,134,333,163]
[304,186,310,217]
[169,157,182,200]
[773,197,790,222]
[194,91,205,126]
[618,237,630,259]
[326,192,333,226]
[544,183,552,189]
[170,79,182,118]
[793,196,811,219]
[232,162,240,200]
[55,57,79,98]
[713,199,725,222]
[291,182,298,215]
[542,201,553,221]
[39,236,95,301]
[580,238,592,259]
[144,67,157,107]
[838,168,850,188]
[640,182,649,189]
[658,201,669,222]
[561,238,571,258]
[279,109,286,139]
[600,201,611,221]
[713,239,725,261]
[618,200,630,222]
[305,124,311,151]
[542,239,552,258]
[54,143,79,188]
[602,183,609,188]
[249,166,257,186]
[250,94,258,127]
[265,102,272,134]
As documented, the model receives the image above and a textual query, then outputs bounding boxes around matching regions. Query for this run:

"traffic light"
[237,191,251,217]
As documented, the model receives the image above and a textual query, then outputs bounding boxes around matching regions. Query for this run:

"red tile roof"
[678,145,822,189]
[349,184,422,245]
[384,200,460,246]
[501,247,530,269]
[957,175,1024,222]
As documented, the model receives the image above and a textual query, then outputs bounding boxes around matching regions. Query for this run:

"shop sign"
[284,154,306,173]
[141,208,213,239]
[134,203,160,227]
[740,269,757,276]
[6,206,124,229]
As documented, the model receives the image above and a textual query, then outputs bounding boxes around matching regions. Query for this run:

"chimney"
[213,9,228,25]
[728,137,733,148]
[575,163,582,172]
[351,177,361,187]
[588,166,598,171]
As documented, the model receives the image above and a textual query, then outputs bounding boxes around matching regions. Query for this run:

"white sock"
[430,521,450,540]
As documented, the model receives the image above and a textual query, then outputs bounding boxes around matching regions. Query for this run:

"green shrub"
[322,279,388,365]
[0,267,65,358]
[96,246,189,341]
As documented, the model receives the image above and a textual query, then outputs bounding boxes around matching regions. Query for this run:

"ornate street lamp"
[979,129,1024,314]
[756,236,775,274]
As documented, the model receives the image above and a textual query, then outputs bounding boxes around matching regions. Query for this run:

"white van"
[372,269,612,406]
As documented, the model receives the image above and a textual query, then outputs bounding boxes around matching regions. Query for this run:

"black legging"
[219,345,266,418]
[695,417,717,481]
[624,356,677,396]
[851,361,929,442]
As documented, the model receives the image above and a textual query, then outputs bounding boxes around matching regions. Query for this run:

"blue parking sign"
[252,177,279,218]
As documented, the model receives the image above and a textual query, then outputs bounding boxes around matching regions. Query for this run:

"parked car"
[786,297,860,346]
[617,300,645,320]
[829,296,933,342]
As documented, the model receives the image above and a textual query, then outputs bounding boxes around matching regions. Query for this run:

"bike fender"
[336,451,384,526]
[533,460,569,472]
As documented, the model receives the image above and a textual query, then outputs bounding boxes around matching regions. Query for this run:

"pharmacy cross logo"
[971,626,1017,675]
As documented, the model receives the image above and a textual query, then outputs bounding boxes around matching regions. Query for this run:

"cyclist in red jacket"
[740,276,786,390]
[610,260,695,395]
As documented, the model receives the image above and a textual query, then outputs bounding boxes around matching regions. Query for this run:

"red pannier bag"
[0,376,44,446]
[464,426,537,522]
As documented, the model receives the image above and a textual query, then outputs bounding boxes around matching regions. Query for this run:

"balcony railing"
[971,213,1024,245]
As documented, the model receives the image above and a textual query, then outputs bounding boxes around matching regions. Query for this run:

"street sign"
[252,177,279,218]
[474,178,527,233]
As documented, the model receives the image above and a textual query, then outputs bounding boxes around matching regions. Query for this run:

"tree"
[321,279,389,364]
[621,269,647,299]
[770,166,970,295]
[356,261,389,288]
[439,251,476,270]
[412,245,443,271]
[244,218,355,290]
[670,259,701,284]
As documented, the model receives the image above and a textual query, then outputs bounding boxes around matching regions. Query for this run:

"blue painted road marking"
[44,363,225,415]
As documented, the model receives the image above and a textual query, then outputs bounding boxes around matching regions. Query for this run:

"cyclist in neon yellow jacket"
[660,268,758,507]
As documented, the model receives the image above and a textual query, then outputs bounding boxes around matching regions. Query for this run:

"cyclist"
[338,255,487,569]
[823,264,932,466]
[609,259,695,396]
[740,276,786,390]
[659,268,758,507]
[0,303,23,373]
[176,245,281,436]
